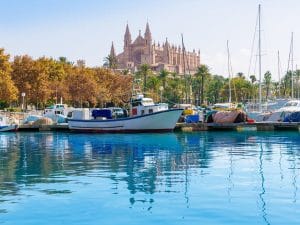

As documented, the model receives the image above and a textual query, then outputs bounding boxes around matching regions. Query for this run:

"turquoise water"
[0,131,299,225]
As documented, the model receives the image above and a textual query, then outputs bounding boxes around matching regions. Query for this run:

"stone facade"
[110,23,200,74]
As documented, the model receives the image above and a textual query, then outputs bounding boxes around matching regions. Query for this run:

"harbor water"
[0,131,299,224]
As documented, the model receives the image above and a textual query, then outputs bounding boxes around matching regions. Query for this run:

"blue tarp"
[92,109,112,119]
[283,111,300,122]
[185,115,199,123]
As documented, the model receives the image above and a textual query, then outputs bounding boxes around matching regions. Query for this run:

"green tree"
[282,71,292,97]
[250,75,256,84]
[159,69,169,89]
[237,72,245,79]
[104,54,118,70]
[194,65,211,105]
[264,71,272,99]
[137,64,151,93]
[206,75,225,104]
[224,77,252,102]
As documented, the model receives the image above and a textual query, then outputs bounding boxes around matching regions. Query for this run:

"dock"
[175,122,300,132]
[18,124,69,131]
[13,122,300,132]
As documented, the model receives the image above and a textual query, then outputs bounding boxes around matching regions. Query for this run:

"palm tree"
[249,75,256,84]
[195,65,210,105]
[249,75,257,101]
[237,72,245,79]
[103,54,118,70]
[138,64,151,93]
[264,71,272,99]
[159,69,169,89]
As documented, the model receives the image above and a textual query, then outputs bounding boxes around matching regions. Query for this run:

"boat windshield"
[142,99,154,106]
[284,101,299,107]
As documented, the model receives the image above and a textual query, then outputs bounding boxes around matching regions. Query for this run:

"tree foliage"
[0,47,288,109]
[0,49,18,104]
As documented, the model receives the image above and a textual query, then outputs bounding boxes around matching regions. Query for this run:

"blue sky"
[0,0,299,80]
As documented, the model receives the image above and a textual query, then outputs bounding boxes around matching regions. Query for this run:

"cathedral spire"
[144,22,152,46]
[125,23,131,37]
[144,22,151,37]
[165,38,169,48]
[124,23,132,49]
[110,42,116,58]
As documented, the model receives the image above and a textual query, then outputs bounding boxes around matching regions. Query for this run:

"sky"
[0,0,300,81]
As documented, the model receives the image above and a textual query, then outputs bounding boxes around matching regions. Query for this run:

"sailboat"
[249,28,300,122]
[210,40,236,111]
[246,4,270,121]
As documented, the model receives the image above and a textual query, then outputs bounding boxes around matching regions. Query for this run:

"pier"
[18,124,69,131]
[14,122,300,132]
[175,122,300,132]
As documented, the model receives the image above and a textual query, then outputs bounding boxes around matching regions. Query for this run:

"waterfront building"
[109,22,201,74]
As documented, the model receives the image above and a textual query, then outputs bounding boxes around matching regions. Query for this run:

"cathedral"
[109,22,201,74]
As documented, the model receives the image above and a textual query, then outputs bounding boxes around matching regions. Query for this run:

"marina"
[1,1,300,224]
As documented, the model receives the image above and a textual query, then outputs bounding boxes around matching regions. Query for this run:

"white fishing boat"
[0,115,18,132]
[67,95,183,133]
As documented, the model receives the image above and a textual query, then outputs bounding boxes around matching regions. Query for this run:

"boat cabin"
[0,116,8,127]
[277,100,300,112]
[131,95,168,116]
[44,104,68,116]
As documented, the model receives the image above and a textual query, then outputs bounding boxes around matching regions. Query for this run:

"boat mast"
[258,4,262,112]
[181,34,188,104]
[277,50,281,97]
[291,32,294,99]
[296,64,299,99]
[227,40,232,104]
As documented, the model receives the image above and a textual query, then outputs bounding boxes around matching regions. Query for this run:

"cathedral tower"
[124,23,132,50]
[112,22,200,74]
[143,22,153,64]
[144,22,152,47]
[110,42,116,58]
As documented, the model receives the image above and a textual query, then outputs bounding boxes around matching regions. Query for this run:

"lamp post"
[21,92,26,112]
[159,86,164,103]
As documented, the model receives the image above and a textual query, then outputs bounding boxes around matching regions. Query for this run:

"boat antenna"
[258,4,262,112]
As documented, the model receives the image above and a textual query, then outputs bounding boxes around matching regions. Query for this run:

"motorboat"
[0,115,18,132]
[44,104,73,123]
[264,100,300,122]
[67,94,183,133]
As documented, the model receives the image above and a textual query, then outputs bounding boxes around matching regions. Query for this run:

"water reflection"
[259,143,270,225]
[0,131,300,223]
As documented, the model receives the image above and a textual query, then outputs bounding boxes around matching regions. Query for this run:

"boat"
[67,94,183,133]
[43,103,73,124]
[264,100,300,122]
[0,115,18,132]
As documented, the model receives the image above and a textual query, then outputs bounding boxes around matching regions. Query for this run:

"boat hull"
[0,125,18,132]
[68,109,183,133]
